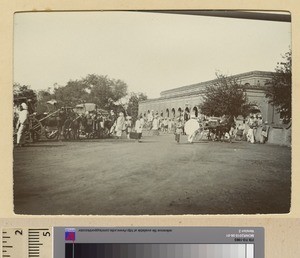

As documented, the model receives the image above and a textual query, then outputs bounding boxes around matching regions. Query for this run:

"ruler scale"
[1,228,52,258]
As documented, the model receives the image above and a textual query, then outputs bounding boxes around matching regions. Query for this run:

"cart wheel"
[45,127,58,139]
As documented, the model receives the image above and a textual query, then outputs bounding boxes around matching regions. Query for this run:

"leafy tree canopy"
[200,73,250,118]
[13,83,37,104]
[37,74,128,112]
[266,49,291,123]
[126,92,148,121]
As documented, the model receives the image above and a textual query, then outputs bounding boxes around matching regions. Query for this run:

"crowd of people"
[14,100,270,146]
[135,110,270,144]
[237,113,270,144]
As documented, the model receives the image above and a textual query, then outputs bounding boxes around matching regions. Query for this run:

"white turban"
[21,103,28,110]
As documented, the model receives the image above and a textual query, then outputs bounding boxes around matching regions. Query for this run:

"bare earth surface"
[13,133,291,215]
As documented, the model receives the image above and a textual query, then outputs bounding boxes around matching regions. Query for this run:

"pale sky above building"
[14,11,291,98]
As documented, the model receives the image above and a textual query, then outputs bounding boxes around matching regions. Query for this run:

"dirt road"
[13,133,291,215]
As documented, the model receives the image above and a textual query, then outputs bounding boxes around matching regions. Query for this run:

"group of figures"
[13,100,133,146]
[237,113,270,144]
[139,110,271,145]
[14,99,272,146]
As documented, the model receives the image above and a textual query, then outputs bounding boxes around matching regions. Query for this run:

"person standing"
[174,114,184,143]
[152,115,160,136]
[260,121,269,144]
[247,114,257,143]
[115,112,125,139]
[183,110,190,135]
[135,115,144,142]
[125,116,132,139]
[147,110,154,131]
[16,102,29,147]
[109,110,116,135]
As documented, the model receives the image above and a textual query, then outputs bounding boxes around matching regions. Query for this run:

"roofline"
[140,85,266,104]
[160,70,274,95]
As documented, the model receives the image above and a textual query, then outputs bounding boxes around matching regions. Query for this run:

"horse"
[40,108,70,140]
[214,116,235,142]
[69,113,110,140]
[206,116,235,142]
[62,111,81,140]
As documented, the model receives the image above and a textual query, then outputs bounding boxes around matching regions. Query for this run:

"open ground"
[13,133,291,215]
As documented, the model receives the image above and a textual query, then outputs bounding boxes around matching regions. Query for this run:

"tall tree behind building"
[266,49,291,123]
[200,73,250,118]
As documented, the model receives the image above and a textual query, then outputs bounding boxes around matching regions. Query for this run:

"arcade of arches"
[139,71,282,124]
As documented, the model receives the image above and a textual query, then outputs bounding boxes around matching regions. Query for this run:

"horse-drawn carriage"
[187,115,235,142]
[203,116,235,142]
[37,101,110,140]
[14,97,113,142]
[71,103,110,139]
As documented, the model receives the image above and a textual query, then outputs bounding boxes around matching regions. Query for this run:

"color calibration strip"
[65,243,254,258]
[53,227,264,258]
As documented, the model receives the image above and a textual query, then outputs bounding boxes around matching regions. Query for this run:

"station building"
[139,71,281,124]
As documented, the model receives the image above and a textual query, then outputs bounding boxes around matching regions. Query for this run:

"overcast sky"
[14,11,291,98]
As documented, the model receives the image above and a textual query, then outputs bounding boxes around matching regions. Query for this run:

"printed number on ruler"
[2,228,52,258]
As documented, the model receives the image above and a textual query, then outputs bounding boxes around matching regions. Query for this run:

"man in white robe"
[16,103,29,146]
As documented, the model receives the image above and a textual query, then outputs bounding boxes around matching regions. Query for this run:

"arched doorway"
[178,107,182,116]
[166,108,170,117]
[192,106,198,117]
[171,108,175,118]
[184,107,190,121]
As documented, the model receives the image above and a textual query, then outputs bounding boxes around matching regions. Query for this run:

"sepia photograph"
[12,11,291,215]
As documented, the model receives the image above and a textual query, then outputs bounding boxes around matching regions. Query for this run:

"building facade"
[139,71,281,124]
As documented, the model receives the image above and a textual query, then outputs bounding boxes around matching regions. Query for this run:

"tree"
[13,83,37,104]
[126,92,148,121]
[266,49,291,123]
[36,74,128,111]
[200,73,249,118]
[13,83,38,114]
[53,79,90,107]
[36,88,54,113]
[82,74,128,110]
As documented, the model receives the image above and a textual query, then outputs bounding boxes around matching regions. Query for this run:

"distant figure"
[147,110,154,130]
[16,103,29,147]
[174,115,184,143]
[109,110,116,135]
[125,116,132,139]
[135,115,144,142]
[115,112,125,139]
[260,121,269,144]
[168,118,172,133]
[152,115,160,136]
[247,114,257,143]
[139,113,145,129]
[184,110,190,122]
